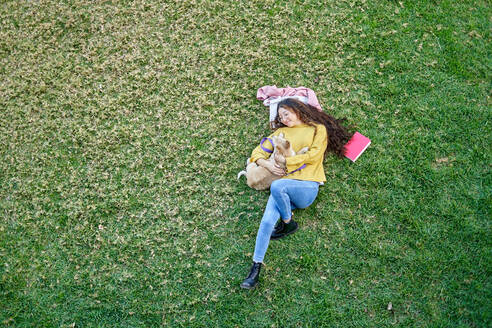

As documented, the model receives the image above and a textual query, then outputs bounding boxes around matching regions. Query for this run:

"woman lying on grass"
[241,98,352,289]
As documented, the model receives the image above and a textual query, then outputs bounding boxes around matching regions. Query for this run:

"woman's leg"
[252,179,319,263]
[252,194,279,263]
[270,179,319,222]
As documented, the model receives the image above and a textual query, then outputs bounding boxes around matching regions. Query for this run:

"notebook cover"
[344,132,371,162]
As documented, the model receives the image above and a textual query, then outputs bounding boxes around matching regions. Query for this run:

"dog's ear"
[285,140,290,148]
[278,132,284,138]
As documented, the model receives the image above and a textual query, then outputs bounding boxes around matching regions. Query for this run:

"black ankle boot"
[272,219,285,235]
[240,262,262,289]
[270,219,298,240]
[271,212,293,237]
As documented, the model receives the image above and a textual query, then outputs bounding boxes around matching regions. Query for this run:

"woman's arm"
[285,125,327,167]
[249,130,281,164]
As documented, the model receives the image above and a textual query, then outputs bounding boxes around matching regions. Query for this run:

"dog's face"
[271,133,293,157]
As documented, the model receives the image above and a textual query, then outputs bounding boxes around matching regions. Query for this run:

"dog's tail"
[237,170,247,180]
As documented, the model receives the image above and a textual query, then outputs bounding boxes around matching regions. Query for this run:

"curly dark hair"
[273,98,353,158]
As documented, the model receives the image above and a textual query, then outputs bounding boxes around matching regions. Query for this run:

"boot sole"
[270,224,298,240]
[240,283,257,290]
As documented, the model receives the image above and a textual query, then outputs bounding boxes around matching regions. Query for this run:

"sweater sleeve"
[249,130,279,163]
[285,125,327,167]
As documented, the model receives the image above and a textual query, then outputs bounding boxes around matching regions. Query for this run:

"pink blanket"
[256,85,323,111]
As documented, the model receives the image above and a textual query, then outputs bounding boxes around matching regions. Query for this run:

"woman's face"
[278,106,302,127]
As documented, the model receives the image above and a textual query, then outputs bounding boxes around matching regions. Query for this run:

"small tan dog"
[237,133,308,190]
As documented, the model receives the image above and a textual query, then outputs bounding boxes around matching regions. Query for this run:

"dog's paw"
[274,153,286,164]
[298,147,309,154]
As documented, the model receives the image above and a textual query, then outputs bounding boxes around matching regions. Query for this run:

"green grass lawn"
[1,0,490,327]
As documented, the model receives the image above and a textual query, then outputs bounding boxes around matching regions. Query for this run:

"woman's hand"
[257,158,286,176]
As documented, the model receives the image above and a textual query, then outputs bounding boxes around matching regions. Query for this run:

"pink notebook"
[344,132,371,162]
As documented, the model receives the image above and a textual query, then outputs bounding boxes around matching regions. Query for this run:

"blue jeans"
[252,179,319,263]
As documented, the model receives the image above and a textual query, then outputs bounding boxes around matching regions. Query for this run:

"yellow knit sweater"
[249,123,327,182]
